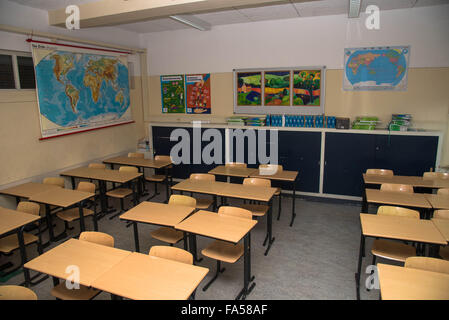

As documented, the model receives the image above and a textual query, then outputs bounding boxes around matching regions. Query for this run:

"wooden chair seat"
[56,208,94,222]
[201,240,244,264]
[195,198,214,209]
[150,227,184,244]
[241,204,269,217]
[0,285,37,300]
[51,283,100,300]
[440,246,449,260]
[106,188,132,199]
[371,239,416,262]
[0,233,38,254]
[145,175,166,182]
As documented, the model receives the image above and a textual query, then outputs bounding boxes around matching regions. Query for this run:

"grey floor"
[1,185,386,300]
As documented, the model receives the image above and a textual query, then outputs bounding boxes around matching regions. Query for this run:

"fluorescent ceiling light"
[348,0,362,18]
[169,15,211,31]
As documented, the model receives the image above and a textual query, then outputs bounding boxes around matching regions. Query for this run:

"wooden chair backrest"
[16,201,40,216]
[243,177,271,187]
[218,206,252,220]
[366,169,394,176]
[148,246,193,265]
[225,162,247,168]
[0,285,37,300]
[88,163,106,169]
[434,210,449,220]
[190,173,215,181]
[377,206,420,219]
[437,188,449,196]
[77,181,95,193]
[155,155,171,162]
[380,183,413,193]
[405,257,449,275]
[79,231,114,247]
[119,166,139,173]
[43,177,65,188]
[423,172,449,180]
[128,152,144,159]
[259,164,283,174]
[168,194,196,207]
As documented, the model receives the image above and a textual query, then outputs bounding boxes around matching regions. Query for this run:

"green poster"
[161,75,185,113]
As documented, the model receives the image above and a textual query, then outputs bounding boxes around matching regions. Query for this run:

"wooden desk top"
[175,210,257,244]
[363,174,449,189]
[28,188,94,208]
[171,179,229,195]
[60,167,142,183]
[250,169,298,181]
[91,252,209,300]
[365,189,432,209]
[425,194,449,210]
[0,207,40,236]
[219,183,277,202]
[0,182,61,199]
[120,201,195,227]
[432,218,449,242]
[208,166,257,178]
[377,263,449,300]
[360,213,447,245]
[24,239,131,287]
[103,156,171,169]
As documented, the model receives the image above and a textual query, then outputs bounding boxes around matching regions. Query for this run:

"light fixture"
[169,15,211,31]
[348,0,362,18]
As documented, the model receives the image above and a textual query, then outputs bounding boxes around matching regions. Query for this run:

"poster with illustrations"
[161,75,185,113]
[186,74,211,114]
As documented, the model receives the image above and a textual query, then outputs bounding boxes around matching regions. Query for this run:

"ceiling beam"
[49,0,317,28]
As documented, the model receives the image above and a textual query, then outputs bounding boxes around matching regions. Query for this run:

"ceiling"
[8,0,449,33]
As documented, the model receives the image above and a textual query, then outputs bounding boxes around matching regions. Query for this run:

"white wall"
[141,4,449,75]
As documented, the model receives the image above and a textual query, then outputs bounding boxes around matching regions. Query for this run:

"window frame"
[0,49,35,91]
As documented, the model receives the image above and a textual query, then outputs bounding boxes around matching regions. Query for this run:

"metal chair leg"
[202,260,225,292]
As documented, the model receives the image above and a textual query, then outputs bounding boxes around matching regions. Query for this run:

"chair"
[366,169,394,176]
[56,182,97,234]
[43,177,65,188]
[201,206,252,291]
[0,202,43,258]
[433,210,449,260]
[145,155,173,198]
[380,183,413,193]
[423,172,449,180]
[371,206,419,266]
[189,174,215,210]
[150,195,196,246]
[437,188,449,196]
[149,246,193,265]
[50,231,114,300]
[88,163,106,169]
[259,164,283,220]
[106,166,138,219]
[405,257,449,274]
[128,152,144,159]
[225,162,247,168]
[0,286,37,300]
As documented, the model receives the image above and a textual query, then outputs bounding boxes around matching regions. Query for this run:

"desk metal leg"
[355,232,365,300]
[289,181,296,227]
[133,222,140,253]
[17,227,31,287]
[188,234,202,264]
[263,199,275,256]
[78,201,86,233]
[236,232,255,300]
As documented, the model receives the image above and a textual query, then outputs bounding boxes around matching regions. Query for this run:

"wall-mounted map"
[31,43,132,139]
[343,46,410,91]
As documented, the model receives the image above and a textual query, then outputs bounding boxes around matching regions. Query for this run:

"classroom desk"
[29,188,95,241]
[208,166,257,178]
[0,182,62,204]
[355,213,447,300]
[0,207,40,287]
[60,167,142,215]
[119,201,195,253]
[377,263,449,300]
[432,218,449,242]
[24,238,130,288]
[91,252,209,300]
[363,173,449,189]
[172,179,277,255]
[363,189,432,218]
[103,156,172,201]
[175,210,257,300]
[425,194,449,210]
[250,169,299,227]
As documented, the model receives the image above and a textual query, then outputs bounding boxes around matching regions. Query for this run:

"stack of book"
[245,117,266,126]
[389,114,412,131]
[226,116,247,126]
[352,116,380,130]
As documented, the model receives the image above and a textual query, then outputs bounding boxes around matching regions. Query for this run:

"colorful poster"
[343,46,410,91]
[161,75,185,113]
[264,70,290,106]
[293,70,321,106]
[186,74,211,114]
[236,72,262,106]
[31,42,132,139]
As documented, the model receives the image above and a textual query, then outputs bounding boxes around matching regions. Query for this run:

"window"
[0,51,36,89]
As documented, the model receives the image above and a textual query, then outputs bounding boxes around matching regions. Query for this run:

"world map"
[343,46,409,91]
[33,46,131,138]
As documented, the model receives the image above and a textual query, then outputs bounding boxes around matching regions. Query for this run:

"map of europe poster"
[343,46,410,91]
[31,43,132,139]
